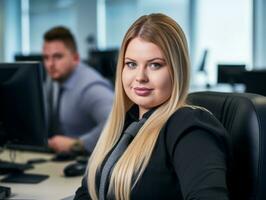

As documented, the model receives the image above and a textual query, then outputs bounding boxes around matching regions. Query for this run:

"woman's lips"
[134,87,153,96]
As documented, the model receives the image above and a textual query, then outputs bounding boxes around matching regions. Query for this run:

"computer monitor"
[0,62,48,148]
[244,70,266,96]
[198,49,208,72]
[14,54,46,81]
[14,54,43,62]
[87,49,118,84]
[217,64,246,84]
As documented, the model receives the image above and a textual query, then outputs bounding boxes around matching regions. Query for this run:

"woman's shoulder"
[163,106,229,153]
[167,105,221,129]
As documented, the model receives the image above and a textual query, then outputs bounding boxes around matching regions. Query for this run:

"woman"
[74,13,230,200]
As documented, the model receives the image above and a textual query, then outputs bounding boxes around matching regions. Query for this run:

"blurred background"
[0,0,265,93]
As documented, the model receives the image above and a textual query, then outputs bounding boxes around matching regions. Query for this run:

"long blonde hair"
[88,13,190,200]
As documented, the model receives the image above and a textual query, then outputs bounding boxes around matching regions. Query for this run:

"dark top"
[74,106,230,200]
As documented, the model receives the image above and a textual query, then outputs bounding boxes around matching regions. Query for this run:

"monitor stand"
[0,185,11,199]
[1,172,49,184]
[0,160,49,184]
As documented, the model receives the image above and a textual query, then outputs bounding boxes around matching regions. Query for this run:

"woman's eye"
[149,63,162,70]
[125,62,137,69]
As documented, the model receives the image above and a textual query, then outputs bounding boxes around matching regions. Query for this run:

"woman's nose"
[135,67,148,83]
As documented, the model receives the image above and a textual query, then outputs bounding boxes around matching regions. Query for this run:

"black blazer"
[74,107,230,200]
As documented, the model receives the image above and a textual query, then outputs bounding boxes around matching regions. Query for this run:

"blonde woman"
[74,13,230,200]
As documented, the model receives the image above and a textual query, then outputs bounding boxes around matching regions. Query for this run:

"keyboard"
[0,186,11,199]
[6,144,54,154]
[0,160,33,174]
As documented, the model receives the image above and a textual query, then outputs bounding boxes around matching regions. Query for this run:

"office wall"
[105,0,189,50]
[105,0,137,49]
[29,0,76,54]
[193,0,252,85]
[0,0,21,62]
[1,0,264,71]
[30,0,97,60]
[76,0,97,60]
[253,0,266,68]
[0,0,4,61]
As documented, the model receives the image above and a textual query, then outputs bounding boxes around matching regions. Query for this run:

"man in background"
[42,26,113,154]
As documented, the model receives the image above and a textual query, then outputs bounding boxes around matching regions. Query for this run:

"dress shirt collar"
[59,63,81,90]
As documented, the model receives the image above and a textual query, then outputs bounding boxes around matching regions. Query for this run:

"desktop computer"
[243,70,266,96]
[217,64,246,85]
[14,54,47,81]
[87,49,118,84]
[0,62,49,185]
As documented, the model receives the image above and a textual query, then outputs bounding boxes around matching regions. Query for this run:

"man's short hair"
[44,26,78,53]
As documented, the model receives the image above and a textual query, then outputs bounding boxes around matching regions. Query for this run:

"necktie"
[99,117,147,200]
[50,84,64,136]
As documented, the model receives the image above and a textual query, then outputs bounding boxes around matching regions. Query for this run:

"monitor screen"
[217,64,246,84]
[14,54,46,81]
[88,49,118,84]
[14,54,43,62]
[0,62,48,147]
[244,70,266,96]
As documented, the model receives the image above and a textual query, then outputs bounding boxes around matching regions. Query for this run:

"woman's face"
[122,37,173,118]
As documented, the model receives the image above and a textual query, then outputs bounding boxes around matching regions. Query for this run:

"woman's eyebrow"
[147,58,166,62]
[124,57,165,62]
[124,57,135,61]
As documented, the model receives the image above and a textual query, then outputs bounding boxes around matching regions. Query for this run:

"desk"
[0,150,83,200]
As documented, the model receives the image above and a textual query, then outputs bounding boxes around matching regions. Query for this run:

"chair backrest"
[187,91,266,200]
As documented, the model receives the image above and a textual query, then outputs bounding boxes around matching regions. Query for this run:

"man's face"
[42,40,79,81]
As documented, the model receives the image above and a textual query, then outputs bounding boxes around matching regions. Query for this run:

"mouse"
[63,162,87,177]
[51,151,77,162]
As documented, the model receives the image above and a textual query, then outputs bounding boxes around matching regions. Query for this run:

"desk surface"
[0,150,84,200]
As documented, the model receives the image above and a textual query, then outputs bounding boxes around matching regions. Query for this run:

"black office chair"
[187,91,266,200]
